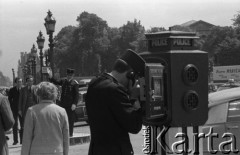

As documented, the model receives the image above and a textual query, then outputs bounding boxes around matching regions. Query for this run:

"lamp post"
[12,69,15,86]
[44,10,56,76]
[30,44,37,84]
[44,49,49,66]
[22,65,28,84]
[36,31,45,81]
[27,59,32,76]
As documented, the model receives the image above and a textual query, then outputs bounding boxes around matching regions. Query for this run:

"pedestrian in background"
[48,68,79,137]
[21,82,69,155]
[86,49,145,155]
[18,75,38,143]
[8,77,23,145]
[0,93,15,155]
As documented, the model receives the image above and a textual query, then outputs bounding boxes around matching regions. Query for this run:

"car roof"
[208,87,240,108]
[80,79,91,83]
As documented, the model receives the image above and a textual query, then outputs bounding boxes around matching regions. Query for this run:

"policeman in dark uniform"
[86,49,145,155]
[48,68,79,137]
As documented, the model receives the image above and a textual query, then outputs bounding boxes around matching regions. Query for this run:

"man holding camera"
[86,49,146,155]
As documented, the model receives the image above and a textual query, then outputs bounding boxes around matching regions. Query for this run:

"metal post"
[49,33,54,76]
[33,57,36,84]
[182,127,189,155]
[12,69,15,87]
[39,49,43,81]
[193,126,199,155]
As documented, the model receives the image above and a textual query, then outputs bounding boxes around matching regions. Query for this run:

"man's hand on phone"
[132,99,141,110]
[129,80,140,100]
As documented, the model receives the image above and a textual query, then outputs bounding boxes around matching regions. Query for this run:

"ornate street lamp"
[44,10,56,76]
[37,31,45,81]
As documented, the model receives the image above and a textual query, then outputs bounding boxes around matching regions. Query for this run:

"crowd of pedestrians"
[0,49,145,155]
[1,70,76,155]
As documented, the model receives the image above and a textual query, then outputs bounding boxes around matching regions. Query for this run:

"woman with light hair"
[21,82,69,155]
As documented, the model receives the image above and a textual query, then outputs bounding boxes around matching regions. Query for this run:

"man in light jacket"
[0,93,15,155]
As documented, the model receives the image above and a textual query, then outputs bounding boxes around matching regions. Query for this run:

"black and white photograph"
[1,0,240,155]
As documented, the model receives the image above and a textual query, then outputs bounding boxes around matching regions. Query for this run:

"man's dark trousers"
[65,108,75,137]
[19,115,23,144]
[12,113,19,143]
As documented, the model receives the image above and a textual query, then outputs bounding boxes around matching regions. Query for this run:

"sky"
[0,0,240,79]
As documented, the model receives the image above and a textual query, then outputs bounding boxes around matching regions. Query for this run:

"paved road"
[8,124,145,155]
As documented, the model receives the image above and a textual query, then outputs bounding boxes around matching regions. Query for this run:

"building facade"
[17,50,41,84]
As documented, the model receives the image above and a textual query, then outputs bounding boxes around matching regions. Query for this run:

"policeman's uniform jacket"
[86,73,143,155]
[49,78,79,108]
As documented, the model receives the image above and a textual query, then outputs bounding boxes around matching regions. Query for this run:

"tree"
[54,26,77,76]
[232,11,240,40]
[201,26,236,58]
[118,19,145,54]
[232,11,240,28]
[76,11,110,75]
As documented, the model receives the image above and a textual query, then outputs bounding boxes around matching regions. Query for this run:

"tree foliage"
[54,25,77,75]
[54,13,146,76]
[201,25,240,65]
[232,11,240,28]
[53,11,240,77]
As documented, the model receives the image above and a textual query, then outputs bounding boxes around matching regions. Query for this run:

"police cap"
[120,49,146,77]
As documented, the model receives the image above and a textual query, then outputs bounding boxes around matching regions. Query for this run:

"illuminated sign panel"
[151,39,168,47]
[173,38,191,46]
[150,38,192,48]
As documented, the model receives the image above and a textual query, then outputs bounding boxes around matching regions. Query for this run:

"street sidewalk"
[8,123,91,155]
[7,124,145,155]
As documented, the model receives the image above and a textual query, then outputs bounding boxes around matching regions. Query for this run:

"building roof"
[181,20,215,27]
[180,20,197,27]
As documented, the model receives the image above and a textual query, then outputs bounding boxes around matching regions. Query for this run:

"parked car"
[202,87,240,154]
[216,83,240,92]
[216,79,240,92]
[79,79,91,86]
[74,78,92,123]
[75,86,88,123]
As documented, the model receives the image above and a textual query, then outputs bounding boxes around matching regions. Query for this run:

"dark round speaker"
[183,90,199,111]
[183,64,199,85]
